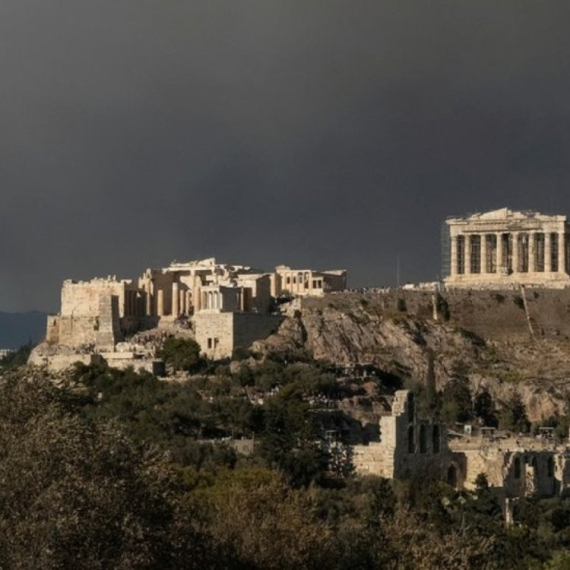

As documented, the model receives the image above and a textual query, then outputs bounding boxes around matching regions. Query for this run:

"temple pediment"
[448,208,566,225]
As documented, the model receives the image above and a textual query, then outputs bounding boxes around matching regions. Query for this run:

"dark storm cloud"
[1,1,570,311]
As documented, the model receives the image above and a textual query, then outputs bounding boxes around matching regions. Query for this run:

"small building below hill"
[352,390,570,519]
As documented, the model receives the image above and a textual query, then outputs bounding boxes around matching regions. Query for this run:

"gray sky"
[2,1,570,312]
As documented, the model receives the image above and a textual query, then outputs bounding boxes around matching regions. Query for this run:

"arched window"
[433,425,440,453]
[548,457,555,478]
[514,457,521,479]
[408,425,415,454]
[408,393,415,421]
[419,425,427,453]
[447,465,457,488]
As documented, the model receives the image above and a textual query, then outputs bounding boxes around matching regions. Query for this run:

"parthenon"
[444,208,570,288]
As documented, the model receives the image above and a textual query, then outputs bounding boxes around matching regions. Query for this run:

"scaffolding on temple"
[440,221,450,280]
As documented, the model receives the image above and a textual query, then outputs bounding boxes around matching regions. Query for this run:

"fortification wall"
[61,280,130,318]
[194,313,283,358]
[444,288,570,341]
[233,314,282,353]
[56,315,98,347]
[96,295,122,349]
[193,313,234,358]
[303,288,570,342]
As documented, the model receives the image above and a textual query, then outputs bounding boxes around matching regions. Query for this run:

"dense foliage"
[1,345,570,568]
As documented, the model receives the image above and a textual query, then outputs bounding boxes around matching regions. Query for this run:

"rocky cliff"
[254,290,570,422]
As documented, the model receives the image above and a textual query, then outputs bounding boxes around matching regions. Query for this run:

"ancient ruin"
[353,390,570,517]
[271,266,347,297]
[30,258,347,368]
[443,208,570,288]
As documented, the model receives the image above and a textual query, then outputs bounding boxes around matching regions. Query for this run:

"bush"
[0,343,34,370]
[232,347,252,361]
[0,374,207,568]
[159,338,205,373]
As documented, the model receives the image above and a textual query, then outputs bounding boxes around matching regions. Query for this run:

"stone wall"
[194,312,283,359]
[304,287,570,342]
[233,313,282,354]
[351,389,570,506]
[28,353,105,371]
[193,312,234,359]
[352,391,454,482]
[449,439,570,500]
[53,315,99,347]
[95,295,122,349]
[61,279,137,318]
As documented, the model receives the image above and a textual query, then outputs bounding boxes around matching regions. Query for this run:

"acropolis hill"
[29,208,570,374]
[25,207,570,517]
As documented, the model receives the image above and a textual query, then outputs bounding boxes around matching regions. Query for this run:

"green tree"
[189,470,333,569]
[474,389,498,427]
[0,373,209,568]
[440,377,473,425]
[259,394,328,487]
[0,342,34,370]
[159,337,204,373]
[499,394,530,433]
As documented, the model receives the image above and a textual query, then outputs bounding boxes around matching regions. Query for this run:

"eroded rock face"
[257,302,480,384]
[255,296,570,423]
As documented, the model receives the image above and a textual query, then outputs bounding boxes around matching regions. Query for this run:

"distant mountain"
[0,312,47,349]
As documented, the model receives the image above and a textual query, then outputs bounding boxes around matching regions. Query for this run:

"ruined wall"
[45,316,60,344]
[54,316,98,347]
[194,313,283,359]
[353,391,454,482]
[95,295,122,349]
[28,352,105,371]
[443,288,570,341]
[61,279,136,318]
[303,287,570,342]
[233,313,282,353]
[450,440,570,500]
[193,313,234,359]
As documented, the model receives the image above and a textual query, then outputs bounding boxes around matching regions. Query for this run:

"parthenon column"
[545,233,552,273]
[559,232,566,274]
[147,282,154,316]
[480,233,487,274]
[496,233,503,273]
[464,235,472,275]
[450,235,458,277]
[157,289,165,316]
[528,232,536,273]
[512,232,519,273]
[179,290,186,315]
[172,282,179,317]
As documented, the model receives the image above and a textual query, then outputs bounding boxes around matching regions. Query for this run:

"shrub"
[159,338,204,373]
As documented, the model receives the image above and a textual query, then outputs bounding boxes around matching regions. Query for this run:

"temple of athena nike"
[444,208,570,288]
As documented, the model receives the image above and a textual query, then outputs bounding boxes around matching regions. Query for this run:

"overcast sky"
[2,1,570,312]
